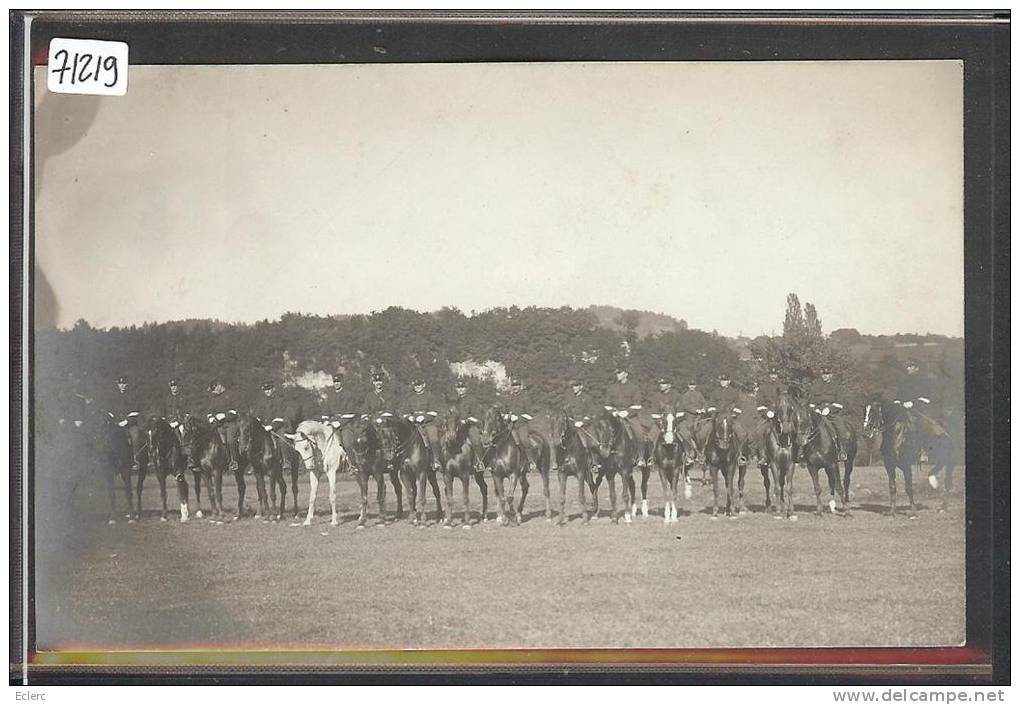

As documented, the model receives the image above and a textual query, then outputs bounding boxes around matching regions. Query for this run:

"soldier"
[321,372,360,455]
[757,368,784,411]
[895,358,934,409]
[707,373,748,463]
[807,366,849,461]
[605,365,649,466]
[893,359,949,489]
[253,380,291,433]
[205,379,241,473]
[57,372,90,429]
[563,378,600,466]
[680,379,708,463]
[162,378,187,429]
[107,375,146,471]
[505,377,539,472]
[648,377,689,461]
[449,378,486,474]
[399,377,444,472]
[363,372,393,417]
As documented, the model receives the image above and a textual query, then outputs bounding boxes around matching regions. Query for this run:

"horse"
[178,416,228,521]
[591,408,642,523]
[762,393,800,520]
[479,405,532,525]
[291,420,348,527]
[143,417,190,522]
[378,414,443,526]
[862,397,953,516]
[702,410,746,518]
[799,403,856,517]
[438,409,489,527]
[237,412,298,521]
[549,411,599,525]
[346,415,403,527]
[70,411,134,523]
[649,410,691,523]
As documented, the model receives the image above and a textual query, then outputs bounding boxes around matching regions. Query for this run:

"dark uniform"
[363,385,394,416]
[106,381,146,469]
[505,386,537,465]
[895,372,933,408]
[707,382,748,461]
[606,377,649,462]
[679,385,707,459]
[757,377,784,410]
[563,387,599,450]
[399,386,445,469]
[648,385,685,449]
[162,389,187,426]
[321,383,361,455]
[450,387,486,472]
[807,376,850,459]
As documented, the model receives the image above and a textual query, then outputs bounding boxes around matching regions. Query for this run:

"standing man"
[505,377,539,473]
[807,366,849,461]
[605,365,649,466]
[449,379,486,474]
[399,377,444,472]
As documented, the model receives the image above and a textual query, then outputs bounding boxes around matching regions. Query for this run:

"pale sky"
[33,61,964,336]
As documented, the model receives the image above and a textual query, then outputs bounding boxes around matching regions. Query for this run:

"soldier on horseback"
[399,377,444,473]
[649,377,691,465]
[449,378,486,474]
[162,378,187,430]
[363,372,392,417]
[807,366,849,462]
[563,378,600,468]
[706,373,748,463]
[680,379,707,463]
[205,378,241,473]
[605,365,648,467]
[894,358,951,489]
[321,372,360,458]
[107,375,146,471]
[506,377,539,473]
[757,368,784,411]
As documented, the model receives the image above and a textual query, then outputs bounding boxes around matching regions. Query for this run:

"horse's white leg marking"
[828,498,837,513]
[641,498,649,518]
[304,471,318,526]
[328,466,338,526]
[180,502,190,523]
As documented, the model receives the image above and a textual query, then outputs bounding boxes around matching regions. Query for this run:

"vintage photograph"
[31,59,965,654]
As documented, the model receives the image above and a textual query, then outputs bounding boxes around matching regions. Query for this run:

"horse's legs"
[134,467,146,521]
[303,471,319,526]
[902,462,917,518]
[842,458,854,510]
[442,473,454,527]
[120,468,133,521]
[626,473,637,518]
[176,474,190,522]
[606,471,619,523]
[105,469,117,523]
[639,466,650,518]
[192,472,203,517]
[267,468,279,516]
[761,463,774,513]
[156,471,169,521]
[710,464,720,518]
[656,465,671,523]
[428,470,443,523]
[234,466,246,520]
[506,470,521,525]
[289,462,300,519]
[253,467,269,518]
[541,466,552,522]
[516,473,530,523]
[375,471,387,524]
[390,467,403,519]
[461,473,471,526]
[736,461,747,514]
[807,466,824,516]
[327,468,338,526]
[474,471,488,522]
[885,461,897,516]
[277,469,288,521]
[214,467,224,518]
[491,471,507,524]
[356,472,369,527]
[557,470,568,525]
[401,469,419,525]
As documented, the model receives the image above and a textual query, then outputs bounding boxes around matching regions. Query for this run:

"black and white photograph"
[16,13,1005,681]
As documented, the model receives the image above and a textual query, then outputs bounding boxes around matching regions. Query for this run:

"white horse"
[289,420,348,527]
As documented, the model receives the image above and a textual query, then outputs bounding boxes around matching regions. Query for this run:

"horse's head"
[862,397,885,439]
[711,412,732,450]
[550,411,570,448]
[652,409,680,445]
[351,415,377,460]
[291,422,322,472]
[773,393,797,448]
[481,405,507,446]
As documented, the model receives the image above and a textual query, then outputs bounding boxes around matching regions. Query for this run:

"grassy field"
[34,461,965,652]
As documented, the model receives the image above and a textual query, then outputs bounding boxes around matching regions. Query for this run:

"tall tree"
[782,293,805,338]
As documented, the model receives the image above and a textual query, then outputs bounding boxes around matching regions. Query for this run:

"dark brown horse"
[649,410,690,523]
[179,416,228,521]
[762,392,799,520]
[480,405,532,525]
[438,409,489,527]
[347,416,403,527]
[549,411,599,525]
[862,397,952,516]
[799,403,856,517]
[71,411,134,523]
[144,417,190,522]
[703,411,745,518]
[591,409,642,523]
[236,412,281,520]
[379,414,443,526]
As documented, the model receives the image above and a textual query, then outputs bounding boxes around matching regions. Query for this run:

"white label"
[47,38,128,96]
